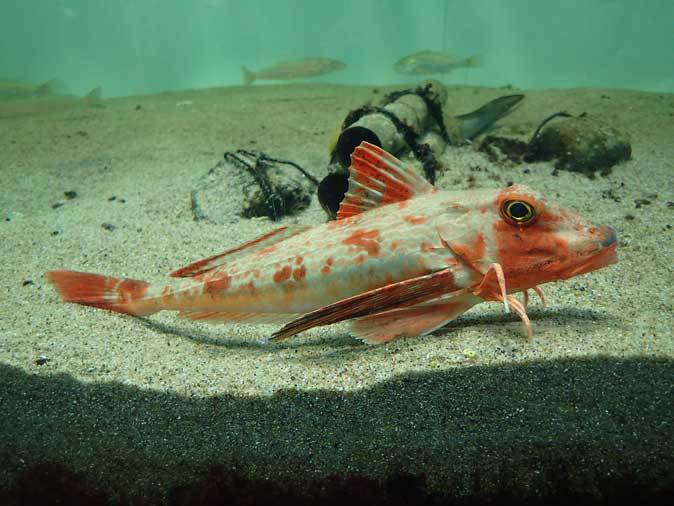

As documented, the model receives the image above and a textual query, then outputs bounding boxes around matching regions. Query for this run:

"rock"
[530,116,631,176]
[191,150,314,223]
[478,125,532,165]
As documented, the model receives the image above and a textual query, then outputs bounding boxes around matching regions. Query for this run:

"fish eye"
[502,200,535,224]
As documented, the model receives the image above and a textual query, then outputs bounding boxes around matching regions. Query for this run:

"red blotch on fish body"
[204,273,232,293]
[273,265,293,283]
[295,256,303,265]
[389,240,400,251]
[255,245,277,256]
[402,215,426,225]
[321,265,331,275]
[342,229,381,257]
[118,278,149,303]
[245,269,262,279]
[474,233,486,257]
[293,265,306,281]
[445,256,459,266]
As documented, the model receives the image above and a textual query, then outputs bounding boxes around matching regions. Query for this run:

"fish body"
[48,142,617,344]
[394,50,481,76]
[0,78,64,100]
[0,87,102,119]
[242,58,346,85]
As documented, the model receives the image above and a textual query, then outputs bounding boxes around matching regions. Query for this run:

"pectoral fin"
[271,267,465,341]
[350,296,479,344]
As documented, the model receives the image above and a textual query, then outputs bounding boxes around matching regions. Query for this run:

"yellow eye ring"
[502,200,535,224]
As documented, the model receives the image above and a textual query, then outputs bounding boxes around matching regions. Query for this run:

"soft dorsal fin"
[170,225,310,278]
[336,142,434,220]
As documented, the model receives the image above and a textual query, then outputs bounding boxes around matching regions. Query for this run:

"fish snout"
[558,224,618,279]
[599,226,618,248]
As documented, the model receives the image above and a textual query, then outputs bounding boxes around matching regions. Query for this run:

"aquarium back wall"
[1,0,672,97]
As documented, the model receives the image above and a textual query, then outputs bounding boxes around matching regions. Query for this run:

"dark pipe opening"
[335,126,381,167]
[317,172,350,218]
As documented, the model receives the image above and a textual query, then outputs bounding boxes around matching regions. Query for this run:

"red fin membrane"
[46,270,155,316]
[178,311,301,325]
[271,267,466,341]
[171,225,310,278]
[350,297,478,344]
[337,141,434,219]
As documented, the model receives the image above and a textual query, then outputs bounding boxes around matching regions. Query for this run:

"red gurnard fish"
[47,142,618,344]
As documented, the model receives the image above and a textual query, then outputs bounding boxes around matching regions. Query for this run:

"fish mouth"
[559,226,618,279]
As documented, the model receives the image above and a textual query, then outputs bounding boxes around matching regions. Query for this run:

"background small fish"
[394,50,481,76]
[242,57,346,85]
[0,78,65,100]
[0,87,103,119]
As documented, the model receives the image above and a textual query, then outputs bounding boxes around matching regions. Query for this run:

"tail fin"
[83,87,104,107]
[241,66,255,86]
[465,55,482,68]
[37,78,66,96]
[47,270,157,317]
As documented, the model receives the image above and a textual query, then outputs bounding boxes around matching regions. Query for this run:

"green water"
[1,0,672,98]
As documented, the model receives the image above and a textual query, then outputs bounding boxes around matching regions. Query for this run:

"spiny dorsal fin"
[336,142,434,220]
[170,225,310,278]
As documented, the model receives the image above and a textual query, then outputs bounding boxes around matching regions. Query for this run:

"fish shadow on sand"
[137,306,616,355]
[137,318,359,351]
[441,306,617,334]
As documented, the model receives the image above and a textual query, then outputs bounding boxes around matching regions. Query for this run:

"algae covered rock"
[530,116,631,176]
[477,124,532,165]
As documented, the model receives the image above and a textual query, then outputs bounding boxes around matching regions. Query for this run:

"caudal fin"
[464,55,482,68]
[37,78,66,96]
[241,66,255,86]
[83,87,104,107]
[46,270,157,317]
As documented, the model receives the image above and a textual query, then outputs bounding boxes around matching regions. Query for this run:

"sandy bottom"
[0,83,672,501]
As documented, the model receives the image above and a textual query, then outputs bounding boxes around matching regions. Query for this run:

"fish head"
[319,58,346,72]
[330,59,347,71]
[393,55,417,75]
[489,184,618,290]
